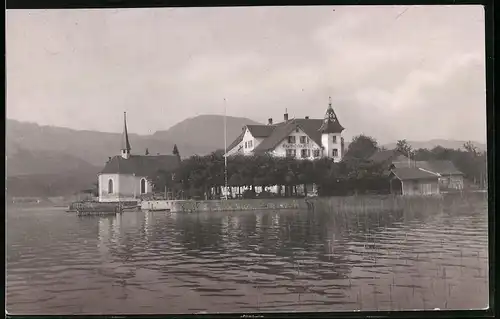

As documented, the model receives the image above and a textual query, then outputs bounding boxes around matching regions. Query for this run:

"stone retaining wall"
[142,198,308,213]
[142,194,448,214]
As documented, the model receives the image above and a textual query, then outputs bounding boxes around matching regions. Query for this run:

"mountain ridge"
[6,115,486,197]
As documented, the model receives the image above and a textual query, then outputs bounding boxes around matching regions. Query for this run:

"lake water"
[6,194,489,314]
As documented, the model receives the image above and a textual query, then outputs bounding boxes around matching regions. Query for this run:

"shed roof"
[415,160,463,176]
[390,167,440,181]
[100,155,180,177]
[369,149,409,163]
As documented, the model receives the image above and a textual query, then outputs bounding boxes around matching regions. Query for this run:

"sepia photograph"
[6,4,489,315]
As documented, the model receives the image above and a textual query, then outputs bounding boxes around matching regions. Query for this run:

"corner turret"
[319,97,345,162]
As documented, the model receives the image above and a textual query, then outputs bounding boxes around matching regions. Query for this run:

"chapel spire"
[121,112,131,159]
[319,96,344,133]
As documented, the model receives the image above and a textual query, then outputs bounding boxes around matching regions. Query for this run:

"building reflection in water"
[220,215,230,250]
[98,217,112,257]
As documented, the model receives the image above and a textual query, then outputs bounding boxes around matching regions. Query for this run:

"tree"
[396,139,413,157]
[344,134,379,160]
[172,144,181,163]
[463,141,479,156]
[145,148,150,155]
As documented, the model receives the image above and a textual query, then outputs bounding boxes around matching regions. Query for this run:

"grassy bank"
[307,194,446,213]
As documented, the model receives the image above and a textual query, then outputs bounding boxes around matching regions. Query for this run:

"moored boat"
[67,200,139,213]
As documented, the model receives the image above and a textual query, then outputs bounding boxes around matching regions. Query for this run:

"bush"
[242,189,257,199]
[257,190,274,198]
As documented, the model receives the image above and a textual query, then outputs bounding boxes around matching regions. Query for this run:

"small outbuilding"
[389,167,441,196]
[414,160,464,190]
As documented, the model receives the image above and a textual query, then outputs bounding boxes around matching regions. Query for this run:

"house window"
[301,149,311,158]
[248,140,253,148]
[295,128,300,133]
[245,142,248,148]
[287,136,296,144]
[313,149,320,157]
[332,149,338,157]
[140,178,147,194]
[108,179,114,194]
[286,149,296,158]
[332,136,337,143]
[300,136,307,144]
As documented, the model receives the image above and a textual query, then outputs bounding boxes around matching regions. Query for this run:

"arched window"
[108,179,114,194]
[140,178,147,194]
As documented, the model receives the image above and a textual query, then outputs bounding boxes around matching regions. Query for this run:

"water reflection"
[6,193,489,314]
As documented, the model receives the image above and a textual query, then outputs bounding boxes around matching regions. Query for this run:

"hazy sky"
[6,5,486,144]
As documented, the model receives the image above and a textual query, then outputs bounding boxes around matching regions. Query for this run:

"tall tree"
[463,141,479,156]
[344,134,379,160]
[396,139,413,157]
[172,144,181,163]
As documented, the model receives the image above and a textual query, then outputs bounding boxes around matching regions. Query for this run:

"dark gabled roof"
[100,155,180,176]
[415,160,463,176]
[369,150,396,162]
[246,125,275,138]
[226,129,246,152]
[390,167,440,181]
[253,118,325,153]
[392,161,413,168]
[369,150,408,163]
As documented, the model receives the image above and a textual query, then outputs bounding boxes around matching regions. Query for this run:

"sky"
[6,5,487,144]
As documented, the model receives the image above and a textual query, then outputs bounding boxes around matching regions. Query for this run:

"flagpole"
[224,98,228,200]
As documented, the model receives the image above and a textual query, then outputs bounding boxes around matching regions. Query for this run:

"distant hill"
[6,115,261,168]
[6,148,100,177]
[6,115,261,196]
[381,139,486,152]
[152,114,262,154]
[6,171,99,198]
[6,116,486,197]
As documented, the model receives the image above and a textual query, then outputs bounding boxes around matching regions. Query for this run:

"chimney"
[268,118,273,125]
[305,116,309,119]
[284,110,289,122]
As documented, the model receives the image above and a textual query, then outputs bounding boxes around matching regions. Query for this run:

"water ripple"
[6,194,489,314]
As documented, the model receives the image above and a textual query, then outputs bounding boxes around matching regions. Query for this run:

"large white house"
[225,98,346,162]
[98,112,180,203]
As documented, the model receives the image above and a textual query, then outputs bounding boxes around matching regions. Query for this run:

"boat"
[76,206,122,216]
[68,201,139,216]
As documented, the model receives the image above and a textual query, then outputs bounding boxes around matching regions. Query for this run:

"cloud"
[6,6,486,144]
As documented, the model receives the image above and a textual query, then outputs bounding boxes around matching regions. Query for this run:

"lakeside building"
[389,167,441,196]
[225,98,346,162]
[370,150,465,190]
[97,113,180,203]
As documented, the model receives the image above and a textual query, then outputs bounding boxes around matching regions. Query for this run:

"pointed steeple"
[121,112,131,159]
[319,96,344,133]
